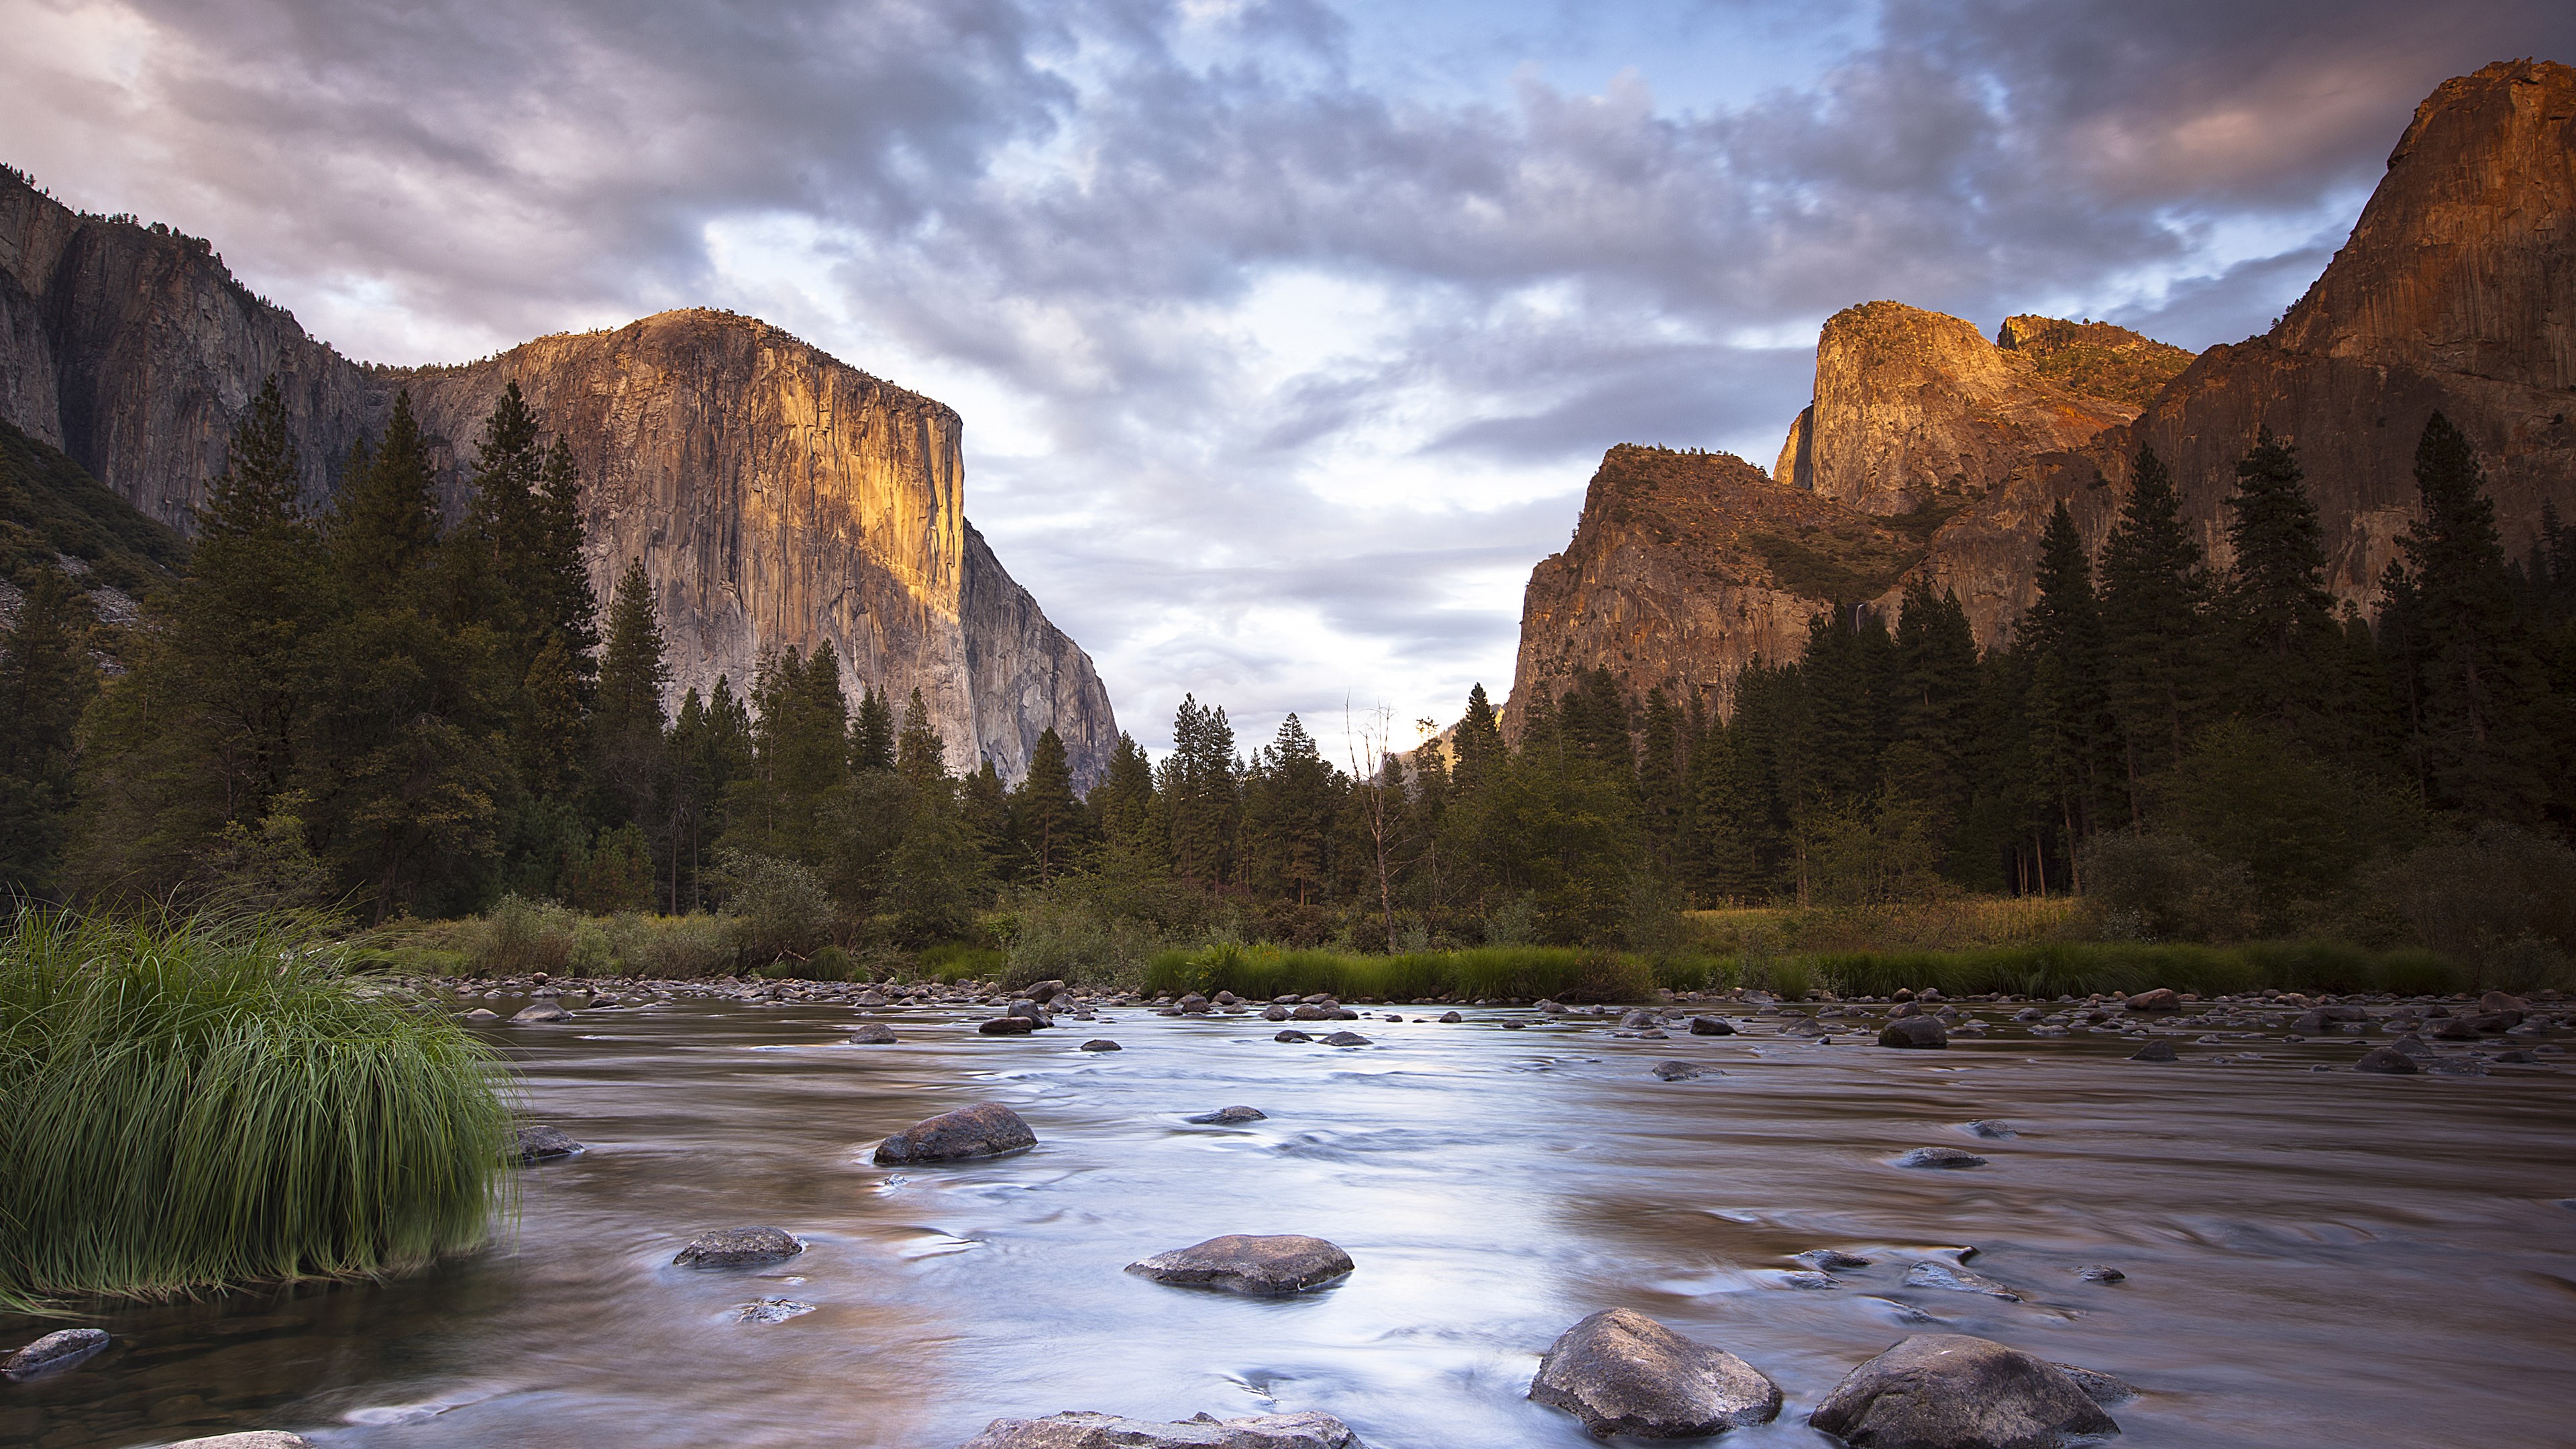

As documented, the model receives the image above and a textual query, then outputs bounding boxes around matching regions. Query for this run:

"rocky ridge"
[0,170,1112,784]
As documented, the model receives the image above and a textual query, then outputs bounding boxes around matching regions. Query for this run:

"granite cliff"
[0,168,1113,784]
[1508,59,2576,723]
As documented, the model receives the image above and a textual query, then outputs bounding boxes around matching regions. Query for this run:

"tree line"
[2,396,2568,953]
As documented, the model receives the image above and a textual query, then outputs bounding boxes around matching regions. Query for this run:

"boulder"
[511,1000,570,1023]
[847,1023,899,1044]
[1440,1010,1464,1023]
[1263,1005,1293,1021]
[1902,1261,2022,1301]
[1187,1106,1268,1124]
[1026,980,1068,1004]
[1527,1307,1782,1438]
[1290,1004,1338,1020]
[2124,988,2181,1011]
[510,1124,585,1163]
[1081,1039,1123,1052]
[161,1437,316,1449]
[1880,1018,1949,1049]
[1274,1029,1315,1043]
[673,1226,804,1268]
[3,1328,109,1379]
[981,1016,1039,1035]
[1653,1060,1713,1081]
[1892,1147,1987,1169]
[1006,1000,1055,1026]
[1126,1234,1354,1295]
[1809,1335,2118,1448]
[2480,989,2528,1013]
[874,1103,1038,1165]
[460,1007,500,1022]
[2353,1046,2421,1075]
[1321,1031,1371,1046]
[2126,1040,2178,1063]
[1688,1016,1737,1035]
[959,1410,1369,1449]
[2426,1016,2479,1040]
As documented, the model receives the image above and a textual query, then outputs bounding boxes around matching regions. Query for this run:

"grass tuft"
[0,909,514,1307]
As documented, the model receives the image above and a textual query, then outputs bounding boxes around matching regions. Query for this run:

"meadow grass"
[0,910,514,1307]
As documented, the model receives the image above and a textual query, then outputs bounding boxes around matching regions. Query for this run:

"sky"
[6,0,2573,765]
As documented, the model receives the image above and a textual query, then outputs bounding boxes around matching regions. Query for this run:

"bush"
[600,912,736,979]
[2369,822,2576,963]
[461,894,584,975]
[0,910,513,1306]
[2079,833,2261,943]
[761,945,853,981]
[715,851,835,967]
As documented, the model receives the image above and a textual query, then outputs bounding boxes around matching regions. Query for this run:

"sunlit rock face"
[1507,60,2576,722]
[0,176,1112,784]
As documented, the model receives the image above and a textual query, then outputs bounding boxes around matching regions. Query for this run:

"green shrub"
[0,910,513,1307]
[600,912,735,979]
[461,894,583,975]
[715,851,835,967]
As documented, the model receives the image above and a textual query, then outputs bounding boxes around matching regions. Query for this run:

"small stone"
[1186,1106,1267,1124]
[1080,1038,1122,1052]
[509,1124,584,1163]
[733,1297,818,1324]
[2427,1056,2489,1077]
[2127,1039,2178,1063]
[1801,1249,1874,1271]
[1126,1234,1354,1295]
[460,1007,499,1022]
[3,1328,109,1379]
[847,1022,898,1044]
[874,1103,1038,1164]
[674,1226,804,1268]
[1653,1059,1710,1081]
[1880,1017,1949,1049]
[2074,1265,2125,1283]
[979,1016,1038,1035]
[511,1000,570,1023]
[1439,1010,1463,1022]
[1809,1335,2116,1448]
[1527,1307,1782,1437]
[959,1411,1369,1449]
[1892,1146,1987,1169]
[1274,1028,1314,1042]
[2353,1046,2421,1074]
[1321,1030,1371,1046]
[1688,1015,1736,1035]
[1960,1120,2017,1139]
[1902,1261,2022,1301]
[1782,1270,1841,1289]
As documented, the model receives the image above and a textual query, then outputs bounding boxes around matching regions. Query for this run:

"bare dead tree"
[1344,700,1399,954]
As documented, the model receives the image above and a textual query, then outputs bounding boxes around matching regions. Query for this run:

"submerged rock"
[1080,1039,1123,1052]
[1321,1030,1372,1046]
[733,1297,818,1324]
[1125,1234,1354,1295]
[1653,1060,1711,1081]
[979,1016,1038,1036]
[1902,1261,2023,1301]
[1528,1307,1782,1437]
[1892,1146,1988,1170]
[1274,1029,1315,1043]
[3,1328,109,1379]
[847,1023,899,1044]
[460,1006,500,1022]
[1689,1015,1736,1035]
[2053,1363,2139,1405]
[1440,1010,1464,1022]
[959,1410,1370,1448]
[1960,1120,2017,1139]
[2127,1039,2178,1063]
[875,1103,1038,1165]
[161,1436,315,1449]
[510,1124,585,1163]
[2074,1265,2126,1283]
[2353,1046,2421,1075]
[674,1226,804,1268]
[1809,1335,2118,1449]
[1186,1106,1268,1124]
[511,1000,570,1023]
[1802,1249,1875,1271]
[1880,1018,1949,1049]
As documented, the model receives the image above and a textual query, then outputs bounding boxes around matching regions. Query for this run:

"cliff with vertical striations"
[0,169,1113,784]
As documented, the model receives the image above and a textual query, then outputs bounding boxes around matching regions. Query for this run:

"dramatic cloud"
[7,0,2572,758]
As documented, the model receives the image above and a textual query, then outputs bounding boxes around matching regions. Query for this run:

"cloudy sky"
[7,0,2573,762]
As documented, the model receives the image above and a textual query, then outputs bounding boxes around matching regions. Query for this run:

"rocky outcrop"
[0,170,1113,784]
[1506,60,2576,714]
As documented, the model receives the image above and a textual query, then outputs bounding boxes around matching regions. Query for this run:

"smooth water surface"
[7,1001,2574,1448]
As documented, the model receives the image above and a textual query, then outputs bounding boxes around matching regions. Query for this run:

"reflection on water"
[5,1002,2573,1448]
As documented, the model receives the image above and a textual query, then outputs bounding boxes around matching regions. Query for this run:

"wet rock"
[2353,1046,2421,1075]
[1782,1270,1842,1289]
[2427,1056,2490,1077]
[1892,1146,1987,1169]
[979,1016,1038,1036]
[1080,1039,1122,1052]
[847,1023,899,1044]
[959,1410,1371,1449]
[1290,1004,1339,1020]
[2480,989,2528,1013]
[1027,980,1069,1004]
[510,1124,585,1163]
[3,1328,109,1379]
[674,1226,804,1268]
[161,1436,315,1449]
[1263,1005,1292,1021]
[2124,988,2181,1011]
[1126,1234,1354,1294]
[1902,1262,2022,1301]
[1880,1018,1950,1049]
[1689,1016,1736,1035]
[853,989,889,1007]
[2073,1265,2125,1283]
[2127,1039,2178,1063]
[460,1007,500,1022]
[1440,1010,1464,1023]
[1274,1029,1314,1042]
[1321,1030,1371,1046]
[1960,1120,2017,1139]
[1006,1000,1054,1026]
[874,1103,1038,1165]
[511,1000,570,1023]
[1653,1060,1714,1081]
[1621,1009,1659,1029]
[2426,1016,2479,1040]
[1186,1106,1267,1124]
[1803,1249,1875,1271]
[1527,1307,1782,1437]
[733,1297,818,1324]
[2052,1363,2139,1405]
[1809,1335,2118,1449]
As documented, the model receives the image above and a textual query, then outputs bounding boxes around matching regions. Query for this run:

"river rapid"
[7,994,2574,1448]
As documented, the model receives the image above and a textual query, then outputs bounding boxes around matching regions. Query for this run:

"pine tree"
[1635,686,1684,874]
[592,559,672,828]
[1244,713,1334,904]
[329,389,441,599]
[1452,684,1505,798]
[2019,502,2117,874]
[1087,732,1161,864]
[1166,694,1238,886]
[850,685,896,773]
[2096,446,2213,796]
[2224,429,2337,732]
[897,686,947,786]
[1006,726,1091,884]
[0,567,97,894]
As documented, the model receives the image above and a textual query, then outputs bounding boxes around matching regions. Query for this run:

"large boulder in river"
[848,1022,899,1044]
[3,1328,109,1379]
[981,1016,1039,1035]
[874,1103,1038,1164]
[510,1124,585,1163]
[2123,988,2181,1011]
[1527,1307,1782,1438]
[511,1000,570,1023]
[1126,1234,1354,1295]
[1688,1016,1736,1035]
[1880,1018,1949,1049]
[673,1226,804,1268]
[1808,1335,2117,1448]
[959,1410,1370,1448]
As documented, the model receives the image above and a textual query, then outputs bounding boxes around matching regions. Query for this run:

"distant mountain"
[1507,58,2576,725]
[0,171,1114,784]
[0,416,183,636]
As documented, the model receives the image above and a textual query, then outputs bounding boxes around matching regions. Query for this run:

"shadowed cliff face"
[0,173,1113,785]
[1511,59,2576,718]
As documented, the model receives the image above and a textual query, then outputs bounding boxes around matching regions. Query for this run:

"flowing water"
[7,1000,2574,1448]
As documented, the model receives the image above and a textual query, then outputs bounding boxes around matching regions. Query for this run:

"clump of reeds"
[0,910,513,1306]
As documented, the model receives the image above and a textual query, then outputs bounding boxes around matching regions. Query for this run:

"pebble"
[1801,1248,1874,1270]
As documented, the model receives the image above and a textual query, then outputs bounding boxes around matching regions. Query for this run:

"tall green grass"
[1144,943,1667,1002]
[0,911,514,1307]
[1807,941,2462,999]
